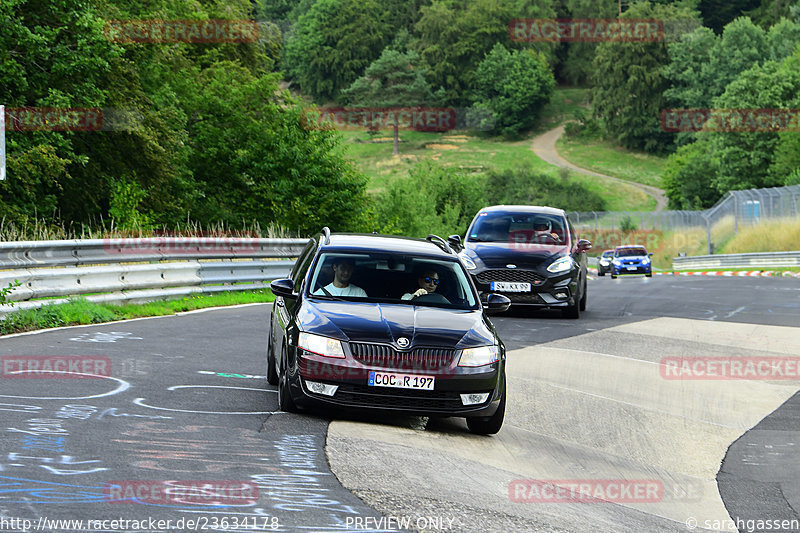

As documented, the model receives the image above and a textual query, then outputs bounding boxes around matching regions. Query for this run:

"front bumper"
[471,268,579,307]
[291,353,504,417]
[612,264,651,275]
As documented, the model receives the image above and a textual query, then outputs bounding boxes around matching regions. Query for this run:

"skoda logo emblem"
[507,264,517,269]
[397,337,410,348]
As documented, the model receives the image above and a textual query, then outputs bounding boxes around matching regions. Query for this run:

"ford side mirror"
[577,239,592,253]
[448,235,463,252]
[270,278,297,299]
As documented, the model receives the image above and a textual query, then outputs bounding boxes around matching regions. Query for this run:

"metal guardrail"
[0,237,306,269]
[673,251,800,270]
[0,238,306,315]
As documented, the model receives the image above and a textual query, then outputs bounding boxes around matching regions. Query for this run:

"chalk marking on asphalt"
[132,397,283,415]
[725,306,746,319]
[0,371,130,400]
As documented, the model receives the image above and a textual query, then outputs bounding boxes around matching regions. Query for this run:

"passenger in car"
[401,270,440,300]
[313,258,368,297]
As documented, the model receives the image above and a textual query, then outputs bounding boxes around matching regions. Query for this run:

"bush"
[619,216,637,232]
[484,165,607,212]
[372,161,486,238]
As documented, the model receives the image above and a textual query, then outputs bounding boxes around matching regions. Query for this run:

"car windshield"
[307,252,479,310]
[602,251,614,258]
[616,248,647,257]
[468,212,567,244]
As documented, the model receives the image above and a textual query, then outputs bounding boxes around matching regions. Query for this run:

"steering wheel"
[412,293,451,305]
[537,233,559,244]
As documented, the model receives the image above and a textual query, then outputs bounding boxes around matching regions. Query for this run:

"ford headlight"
[459,345,499,367]
[298,332,345,359]
[546,256,574,273]
[459,253,477,270]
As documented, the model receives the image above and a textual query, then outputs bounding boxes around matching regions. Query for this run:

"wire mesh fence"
[567,185,800,255]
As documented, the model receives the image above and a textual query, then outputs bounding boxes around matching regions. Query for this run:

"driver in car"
[313,258,368,297]
[532,217,561,243]
[402,270,440,300]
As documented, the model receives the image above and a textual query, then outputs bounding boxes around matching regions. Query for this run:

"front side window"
[307,252,479,309]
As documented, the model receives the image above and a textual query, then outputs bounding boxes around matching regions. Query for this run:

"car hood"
[466,242,569,269]
[299,301,495,349]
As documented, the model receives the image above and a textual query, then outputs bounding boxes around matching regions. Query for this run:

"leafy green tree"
[470,44,555,136]
[746,0,799,27]
[560,0,618,85]
[283,0,392,101]
[592,1,701,153]
[699,0,761,33]
[342,48,442,155]
[705,51,800,193]
[661,140,721,209]
[0,0,120,223]
[663,26,719,109]
[186,62,368,234]
[413,0,532,106]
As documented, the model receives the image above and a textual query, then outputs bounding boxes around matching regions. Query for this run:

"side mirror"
[648,252,653,257]
[270,278,297,299]
[448,234,463,253]
[577,239,592,253]
[484,293,511,315]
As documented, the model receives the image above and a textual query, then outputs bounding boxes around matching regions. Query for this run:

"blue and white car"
[610,246,652,278]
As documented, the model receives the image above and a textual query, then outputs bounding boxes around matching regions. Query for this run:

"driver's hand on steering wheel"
[412,288,428,298]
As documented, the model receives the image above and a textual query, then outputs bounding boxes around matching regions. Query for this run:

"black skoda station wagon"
[267,228,510,434]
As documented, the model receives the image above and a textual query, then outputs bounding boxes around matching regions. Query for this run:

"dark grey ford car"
[452,206,592,318]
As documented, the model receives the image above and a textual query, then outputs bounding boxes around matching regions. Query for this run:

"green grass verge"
[555,136,667,188]
[0,290,274,335]
[338,87,654,212]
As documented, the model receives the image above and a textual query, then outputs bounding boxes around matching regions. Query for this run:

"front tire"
[579,279,587,312]
[266,336,278,386]
[277,349,298,413]
[467,384,505,435]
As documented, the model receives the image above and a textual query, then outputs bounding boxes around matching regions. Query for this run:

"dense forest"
[1,0,798,236]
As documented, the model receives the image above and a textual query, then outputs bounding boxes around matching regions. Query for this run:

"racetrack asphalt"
[0,274,797,532]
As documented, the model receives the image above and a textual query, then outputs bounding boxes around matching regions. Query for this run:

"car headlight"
[546,256,574,273]
[641,257,651,265]
[459,345,499,367]
[459,253,477,270]
[298,332,345,359]
[612,259,622,266]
